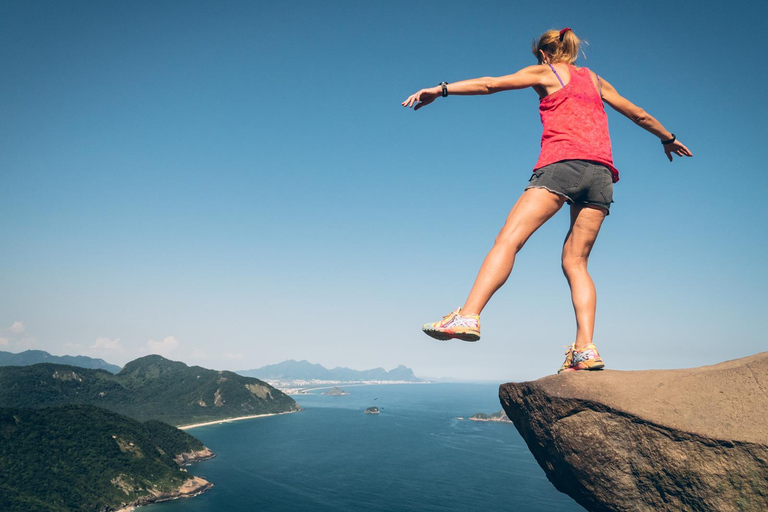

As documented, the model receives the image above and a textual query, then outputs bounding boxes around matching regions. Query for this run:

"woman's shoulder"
[522,64,555,75]
[570,64,600,79]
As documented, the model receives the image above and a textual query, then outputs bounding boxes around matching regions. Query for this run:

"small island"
[364,407,380,414]
[323,386,350,396]
[466,410,511,423]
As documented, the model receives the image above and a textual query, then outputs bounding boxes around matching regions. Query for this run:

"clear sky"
[1,0,766,381]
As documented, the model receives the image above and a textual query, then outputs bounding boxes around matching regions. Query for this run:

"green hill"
[0,405,210,512]
[0,355,300,426]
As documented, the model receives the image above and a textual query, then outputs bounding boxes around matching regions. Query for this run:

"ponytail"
[532,28,582,64]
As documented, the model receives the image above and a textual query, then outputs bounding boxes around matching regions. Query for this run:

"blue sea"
[145,383,581,511]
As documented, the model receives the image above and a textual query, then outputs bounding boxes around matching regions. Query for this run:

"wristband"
[661,134,676,145]
[439,82,448,97]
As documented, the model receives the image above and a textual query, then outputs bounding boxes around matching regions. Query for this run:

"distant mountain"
[0,404,212,512]
[238,360,422,382]
[0,355,300,426]
[0,349,121,373]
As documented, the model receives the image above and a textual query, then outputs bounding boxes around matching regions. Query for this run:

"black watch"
[439,82,448,97]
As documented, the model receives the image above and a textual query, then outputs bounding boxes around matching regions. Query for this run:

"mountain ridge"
[0,349,121,373]
[0,355,300,426]
[238,359,421,382]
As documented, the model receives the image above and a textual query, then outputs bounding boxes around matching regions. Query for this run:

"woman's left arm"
[402,65,546,110]
[600,77,693,162]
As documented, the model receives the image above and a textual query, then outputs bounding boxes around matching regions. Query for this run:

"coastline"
[178,410,298,430]
[284,381,431,394]
[468,416,511,423]
[114,476,213,512]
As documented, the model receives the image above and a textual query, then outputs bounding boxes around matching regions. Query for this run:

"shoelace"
[437,309,478,329]
[564,344,598,354]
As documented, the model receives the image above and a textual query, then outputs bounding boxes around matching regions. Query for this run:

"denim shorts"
[526,160,614,214]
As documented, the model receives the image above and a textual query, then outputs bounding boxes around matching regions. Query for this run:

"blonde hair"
[532,28,581,64]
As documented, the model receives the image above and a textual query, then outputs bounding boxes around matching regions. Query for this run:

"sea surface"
[145,383,582,511]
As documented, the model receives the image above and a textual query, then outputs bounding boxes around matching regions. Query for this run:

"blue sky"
[1,0,766,380]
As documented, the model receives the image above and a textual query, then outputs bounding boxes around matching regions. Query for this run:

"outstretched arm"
[401,65,547,111]
[599,78,693,162]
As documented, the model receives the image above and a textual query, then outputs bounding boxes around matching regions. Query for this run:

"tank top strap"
[547,63,565,88]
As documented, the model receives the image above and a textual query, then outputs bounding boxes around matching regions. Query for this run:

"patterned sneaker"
[558,343,605,373]
[422,308,480,342]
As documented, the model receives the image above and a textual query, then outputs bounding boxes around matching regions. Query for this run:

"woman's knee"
[561,254,588,276]
[494,228,528,253]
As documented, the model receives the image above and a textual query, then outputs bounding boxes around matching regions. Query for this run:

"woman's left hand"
[402,87,440,110]
[664,139,693,162]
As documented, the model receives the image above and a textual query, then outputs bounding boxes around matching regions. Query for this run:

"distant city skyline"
[2,0,766,381]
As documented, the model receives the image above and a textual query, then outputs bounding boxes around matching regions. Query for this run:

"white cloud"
[91,337,122,350]
[145,336,180,355]
[10,321,25,333]
[190,348,208,359]
[63,342,83,350]
[0,337,8,346]
[14,336,36,350]
[188,349,243,362]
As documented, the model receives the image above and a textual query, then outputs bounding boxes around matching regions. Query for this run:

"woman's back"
[535,64,618,182]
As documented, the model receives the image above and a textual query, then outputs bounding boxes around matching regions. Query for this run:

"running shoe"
[558,343,605,373]
[422,308,480,342]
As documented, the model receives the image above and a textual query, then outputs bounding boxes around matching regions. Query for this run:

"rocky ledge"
[115,448,216,511]
[499,352,768,512]
[174,447,216,465]
[115,476,213,511]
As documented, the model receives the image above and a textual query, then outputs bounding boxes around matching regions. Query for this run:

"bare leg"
[561,204,606,350]
[461,188,566,315]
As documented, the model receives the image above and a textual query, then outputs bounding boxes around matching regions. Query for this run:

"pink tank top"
[534,65,619,183]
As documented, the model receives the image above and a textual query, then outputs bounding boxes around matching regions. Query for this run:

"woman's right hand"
[402,87,440,110]
[663,139,693,162]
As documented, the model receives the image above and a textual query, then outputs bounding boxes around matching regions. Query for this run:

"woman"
[402,28,692,373]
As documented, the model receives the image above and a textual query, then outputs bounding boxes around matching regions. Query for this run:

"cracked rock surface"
[499,352,768,512]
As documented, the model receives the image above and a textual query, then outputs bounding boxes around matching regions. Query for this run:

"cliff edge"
[499,352,768,512]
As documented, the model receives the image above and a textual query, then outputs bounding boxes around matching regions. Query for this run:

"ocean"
[145,383,582,511]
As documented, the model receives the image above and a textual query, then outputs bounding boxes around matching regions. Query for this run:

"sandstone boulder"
[499,352,768,511]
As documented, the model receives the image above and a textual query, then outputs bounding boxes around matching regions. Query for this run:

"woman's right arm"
[599,78,693,162]
[401,65,548,111]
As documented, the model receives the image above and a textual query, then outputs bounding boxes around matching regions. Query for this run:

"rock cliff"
[174,447,216,465]
[499,352,768,512]
[114,476,213,511]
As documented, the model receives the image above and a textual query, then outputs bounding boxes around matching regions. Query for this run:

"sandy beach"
[178,410,298,430]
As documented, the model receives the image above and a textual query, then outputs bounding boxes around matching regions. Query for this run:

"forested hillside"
[0,355,299,426]
[0,405,210,512]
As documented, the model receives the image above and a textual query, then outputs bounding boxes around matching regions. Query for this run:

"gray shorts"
[526,160,614,214]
